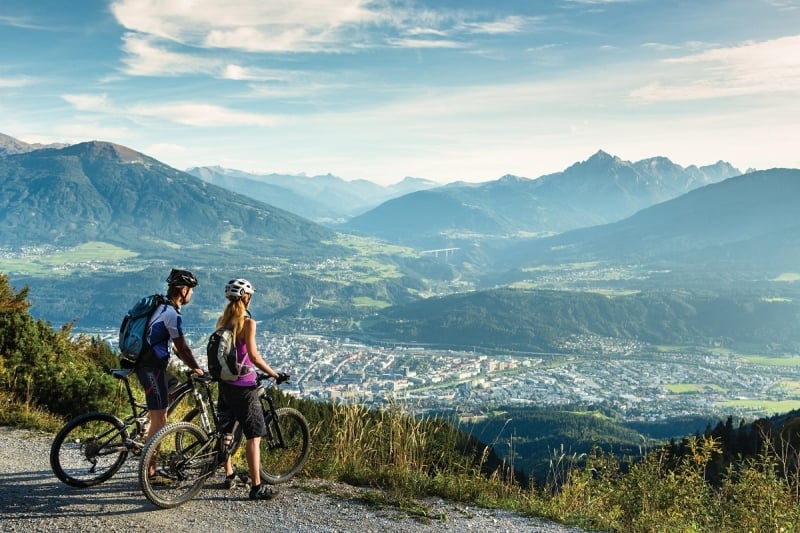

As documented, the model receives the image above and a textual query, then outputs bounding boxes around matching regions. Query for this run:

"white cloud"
[0,76,32,89]
[120,33,221,76]
[387,37,464,49]
[220,64,290,82]
[631,35,800,102]
[62,93,112,112]
[461,15,534,35]
[130,102,282,127]
[111,0,380,52]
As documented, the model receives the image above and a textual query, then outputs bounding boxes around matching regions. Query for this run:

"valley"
[82,324,800,435]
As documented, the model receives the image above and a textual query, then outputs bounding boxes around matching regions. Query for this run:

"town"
[88,327,800,425]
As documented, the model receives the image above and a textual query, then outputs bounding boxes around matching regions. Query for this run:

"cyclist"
[135,268,204,480]
[216,278,286,500]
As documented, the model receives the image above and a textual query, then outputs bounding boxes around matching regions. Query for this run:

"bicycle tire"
[139,421,216,509]
[259,407,311,484]
[50,411,130,487]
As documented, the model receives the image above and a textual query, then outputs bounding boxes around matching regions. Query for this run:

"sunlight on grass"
[741,354,800,367]
[665,383,725,394]
[352,296,391,308]
[719,399,800,414]
[329,233,418,258]
[773,272,800,282]
[0,241,138,276]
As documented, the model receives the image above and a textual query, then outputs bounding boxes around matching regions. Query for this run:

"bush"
[0,274,118,420]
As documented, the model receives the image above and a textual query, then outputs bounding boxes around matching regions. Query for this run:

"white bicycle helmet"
[225,278,255,300]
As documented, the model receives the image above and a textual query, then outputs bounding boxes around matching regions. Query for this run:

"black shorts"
[219,383,266,440]
[135,366,178,411]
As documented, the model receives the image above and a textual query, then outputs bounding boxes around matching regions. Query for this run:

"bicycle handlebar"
[257,371,290,384]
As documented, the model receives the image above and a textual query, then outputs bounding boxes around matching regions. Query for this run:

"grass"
[773,272,800,282]
[664,383,725,394]
[741,354,800,367]
[718,399,800,415]
[352,296,392,308]
[0,241,139,276]
[7,378,800,532]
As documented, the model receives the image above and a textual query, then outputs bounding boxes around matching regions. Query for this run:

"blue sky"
[1,0,799,185]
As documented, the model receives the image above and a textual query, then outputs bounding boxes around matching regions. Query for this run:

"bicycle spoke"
[139,422,216,508]
[259,408,310,484]
[50,412,129,488]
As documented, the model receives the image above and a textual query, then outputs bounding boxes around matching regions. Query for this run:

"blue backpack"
[118,294,166,365]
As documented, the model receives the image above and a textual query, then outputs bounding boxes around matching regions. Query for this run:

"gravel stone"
[0,426,590,532]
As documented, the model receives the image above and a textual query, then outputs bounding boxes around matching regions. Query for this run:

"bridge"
[419,247,459,258]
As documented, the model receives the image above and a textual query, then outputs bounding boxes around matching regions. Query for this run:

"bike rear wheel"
[50,411,130,487]
[260,407,311,484]
[139,421,216,509]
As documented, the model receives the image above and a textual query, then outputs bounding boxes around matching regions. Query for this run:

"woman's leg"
[246,436,262,488]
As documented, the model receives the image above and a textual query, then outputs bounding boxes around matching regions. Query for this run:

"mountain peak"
[0,132,68,156]
[497,174,528,183]
[61,141,153,164]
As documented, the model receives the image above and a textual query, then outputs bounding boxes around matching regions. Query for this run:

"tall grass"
[9,380,800,532]
[293,397,800,532]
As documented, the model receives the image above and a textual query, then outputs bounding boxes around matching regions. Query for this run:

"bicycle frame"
[111,368,195,446]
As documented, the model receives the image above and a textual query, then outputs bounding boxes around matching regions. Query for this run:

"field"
[0,242,138,276]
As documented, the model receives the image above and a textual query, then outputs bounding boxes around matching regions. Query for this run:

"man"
[135,268,204,479]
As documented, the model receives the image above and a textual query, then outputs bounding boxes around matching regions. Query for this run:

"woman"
[216,278,286,500]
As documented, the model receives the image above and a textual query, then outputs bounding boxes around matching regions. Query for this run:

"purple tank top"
[228,338,256,387]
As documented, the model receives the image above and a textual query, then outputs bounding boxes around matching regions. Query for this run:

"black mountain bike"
[138,372,310,509]
[49,368,201,487]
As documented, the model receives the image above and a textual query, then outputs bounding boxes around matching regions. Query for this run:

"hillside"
[0,137,445,328]
[357,287,800,353]
[0,141,334,256]
[500,168,800,279]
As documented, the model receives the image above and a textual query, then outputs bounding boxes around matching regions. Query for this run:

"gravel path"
[0,426,590,532]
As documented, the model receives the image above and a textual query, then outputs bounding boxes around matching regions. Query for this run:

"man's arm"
[172,336,204,375]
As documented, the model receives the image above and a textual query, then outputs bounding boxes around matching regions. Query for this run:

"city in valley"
[88,327,800,425]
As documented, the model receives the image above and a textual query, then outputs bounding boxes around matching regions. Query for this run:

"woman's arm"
[244,318,280,379]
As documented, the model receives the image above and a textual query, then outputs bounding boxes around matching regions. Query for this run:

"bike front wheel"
[50,411,130,487]
[138,421,216,509]
[260,407,311,484]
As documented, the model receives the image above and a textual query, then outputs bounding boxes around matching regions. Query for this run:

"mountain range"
[1,131,797,346]
[0,140,334,256]
[0,135,433,326]
[340,151,742,248]
[500,167,800,278]
[186,165,437,222]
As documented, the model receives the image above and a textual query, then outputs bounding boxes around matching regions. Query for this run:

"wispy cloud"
[461,15,538,35]
[111,0,380,53]
[387,37,464,49]
[0,14,51,31]
[61,90,283,128]
[631,35,800,102]
[130,102,282,127]
[120,34,221,76]
[0,76,33,89]
[62,93,112,111]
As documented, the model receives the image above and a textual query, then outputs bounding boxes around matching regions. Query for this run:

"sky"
[1,0,799,186]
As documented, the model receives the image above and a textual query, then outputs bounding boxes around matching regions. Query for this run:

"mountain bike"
[49,368,202,487]
[138,372,310,509]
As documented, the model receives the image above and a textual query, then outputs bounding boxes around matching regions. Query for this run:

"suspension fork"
[193,386,214,434]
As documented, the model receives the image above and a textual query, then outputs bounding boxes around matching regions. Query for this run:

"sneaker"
[226,473,250,489]
[249,484,278,500]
